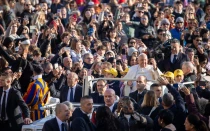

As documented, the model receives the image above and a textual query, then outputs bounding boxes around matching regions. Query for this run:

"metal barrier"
[82,76,195,96]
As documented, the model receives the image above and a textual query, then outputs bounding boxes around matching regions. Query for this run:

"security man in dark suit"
[60,72,82,103]
[90,79,108,104]
[129,76,148,106]
[0,72,32,131]
[158,39,189,72]
[71,96,96,131]
[42,103,69,131]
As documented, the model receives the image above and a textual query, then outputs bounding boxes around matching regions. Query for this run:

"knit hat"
[161,18,170,25]
[104,68,118,77]
[92,0,100,5]
[118,0,126,4]
[76,0,84,5]
[175,17,184,23]
[128,47,138,56]
[106,50,115,57]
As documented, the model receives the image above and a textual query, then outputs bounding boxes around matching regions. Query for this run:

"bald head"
[138,53,148,68]
[63,57,72,69]
[104,89,116,107]
[104,89,115,95]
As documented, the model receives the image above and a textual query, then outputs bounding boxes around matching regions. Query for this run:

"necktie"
[1,91,6,120]
[70,88,74,102]
[61,123,66,131]
[173,55,177,63]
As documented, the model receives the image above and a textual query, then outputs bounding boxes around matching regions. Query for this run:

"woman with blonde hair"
[140,90,161,120]
[32,11,46,30]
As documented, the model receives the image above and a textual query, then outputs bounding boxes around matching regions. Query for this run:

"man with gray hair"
[182,61,196,88]
[60,72,82,103]
[124,53,162,92]
[155,76,186,131]
[83,53,94,69]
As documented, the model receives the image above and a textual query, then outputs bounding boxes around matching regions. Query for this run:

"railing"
[82,76,195,96]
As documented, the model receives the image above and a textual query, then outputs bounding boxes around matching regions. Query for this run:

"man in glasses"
[20,1,34,25]
[170,17,184,40]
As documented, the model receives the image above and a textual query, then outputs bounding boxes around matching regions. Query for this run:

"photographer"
[117,97,153,131]
[158,39,189,72]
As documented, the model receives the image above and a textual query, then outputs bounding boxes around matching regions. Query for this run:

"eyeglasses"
[176,22,183,24]
[25,4,31,6]
[86,57,93,59]
[196,39,202,42]
[139,11,144,13]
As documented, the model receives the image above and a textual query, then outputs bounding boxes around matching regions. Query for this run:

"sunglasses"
[196,39,202,41]
[176,22,183,24]
[25,4,31,6]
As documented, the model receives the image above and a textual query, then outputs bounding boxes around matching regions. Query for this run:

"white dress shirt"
[33,74,42,80]
[170,54,178,63]
[67,85,76,101]
[107,103,115,112]
[0,88,10,120]
[56,116,64,131]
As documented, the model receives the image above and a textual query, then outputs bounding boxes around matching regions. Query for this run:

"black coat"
[118,113,153,131]
[0,88,30,131]
[129,89,148,106]
[90,92,105,104]
[140,106,162,120]
[60,84,82,103]
[158,53,189,72]
[107,80,121,97]
[0,45,33,94]
[42,117,67,131]
[71,108,96,131]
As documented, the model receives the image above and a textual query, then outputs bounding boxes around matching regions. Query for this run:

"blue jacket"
[170,28,183,40]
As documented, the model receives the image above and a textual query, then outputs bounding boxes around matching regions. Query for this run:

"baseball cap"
[163,71,174,79]
[104,68,118,77]
[174,69,184,77]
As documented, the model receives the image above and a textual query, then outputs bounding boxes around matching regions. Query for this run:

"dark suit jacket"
[42,117,68,131]
[129,89,147,106]
[60,84,83,103]
[158,53,189,72]
[71,108,96,131]
[0,87,30,131]
[90,93,105,104]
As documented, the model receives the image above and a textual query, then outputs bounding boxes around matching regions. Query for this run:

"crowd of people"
[1,0,210,131]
